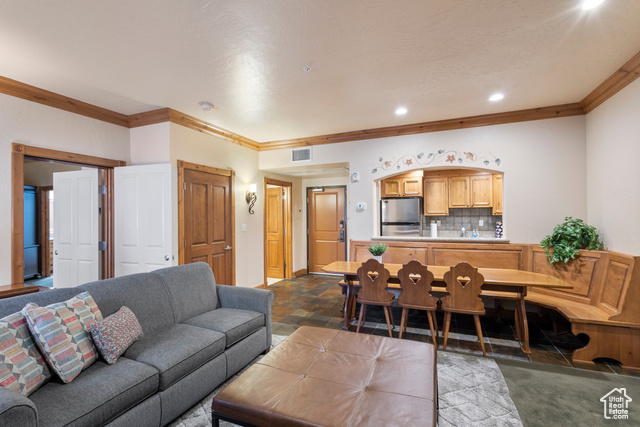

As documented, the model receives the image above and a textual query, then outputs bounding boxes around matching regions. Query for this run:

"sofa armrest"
[0,387,37,427]
[217,285,274,349]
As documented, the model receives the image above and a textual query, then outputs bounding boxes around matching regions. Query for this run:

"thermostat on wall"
[356,202,367,211]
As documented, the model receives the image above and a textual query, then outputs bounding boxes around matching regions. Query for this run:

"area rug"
[170,335,522,427]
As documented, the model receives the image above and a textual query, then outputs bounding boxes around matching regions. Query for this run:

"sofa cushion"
[29,358,158,427]
[80,272,174,336]
[0,311,51,396]
[22,299,98,384]
[151,262,218,323]
[91,306,144,365]
[183,308,264,348]
[123,323,225,391]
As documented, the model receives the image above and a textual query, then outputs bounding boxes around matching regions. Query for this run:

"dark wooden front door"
[183,169,233,285]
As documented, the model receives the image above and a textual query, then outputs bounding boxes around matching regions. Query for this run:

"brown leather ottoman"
[211,326,437,426]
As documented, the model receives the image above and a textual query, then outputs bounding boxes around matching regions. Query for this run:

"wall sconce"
[246,184,257,214]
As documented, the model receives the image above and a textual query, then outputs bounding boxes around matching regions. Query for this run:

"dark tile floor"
[270,274,640,377]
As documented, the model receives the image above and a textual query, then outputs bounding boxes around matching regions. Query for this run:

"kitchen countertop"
[372,235,510,243]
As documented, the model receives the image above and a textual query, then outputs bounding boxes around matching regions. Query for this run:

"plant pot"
[372,255,383,263]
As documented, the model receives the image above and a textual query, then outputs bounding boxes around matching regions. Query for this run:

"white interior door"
[114,164,172,276]
[53,169,99,288]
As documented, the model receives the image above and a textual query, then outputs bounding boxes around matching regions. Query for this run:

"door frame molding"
[306,185,348,274]
[11,143,125,285]
[177,160,236,285]
[263,178,293,286]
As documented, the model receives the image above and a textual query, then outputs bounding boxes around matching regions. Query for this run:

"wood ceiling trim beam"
[0,75,130,127]
[129,108,261,151]
[580,49,640,114]
[258,103,585,151]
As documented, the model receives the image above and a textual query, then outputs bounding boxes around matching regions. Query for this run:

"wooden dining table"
[322,260,572,354]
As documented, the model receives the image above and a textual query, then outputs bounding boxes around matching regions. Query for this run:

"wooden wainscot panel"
[530,248,604,303]
[608,253,640,325]
[350,240,429,264]
[430,246,523,269]
[600,259,631,313]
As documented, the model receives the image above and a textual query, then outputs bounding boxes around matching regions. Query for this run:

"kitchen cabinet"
[448,174,493,208]
[492,174,503,215]
[448,176,470,207]
[381,171,423,197]
[424,177,449,215]
[470,175,493,207]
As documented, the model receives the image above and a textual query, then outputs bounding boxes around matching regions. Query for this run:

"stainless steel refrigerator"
[380,197,423,237]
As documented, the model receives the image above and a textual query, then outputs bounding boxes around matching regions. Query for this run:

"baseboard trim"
[292,269,307,278]
[254,283,268,289]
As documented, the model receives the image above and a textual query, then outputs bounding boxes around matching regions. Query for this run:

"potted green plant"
[540,217,602,264]
[368,243,388,263]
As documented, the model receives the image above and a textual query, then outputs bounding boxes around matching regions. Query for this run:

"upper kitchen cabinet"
[470,175,493,207]
[492,174,503,215]
[424,177,449,215]
[448,176,470,207]
[381,171,423,198]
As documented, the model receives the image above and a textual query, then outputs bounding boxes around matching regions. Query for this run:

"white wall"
[261,116,588,246]
[23,161,82,187]
[0,94,130,286]
[586,78,640,255]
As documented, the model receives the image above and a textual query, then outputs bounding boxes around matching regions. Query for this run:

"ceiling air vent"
[291,147,312,162]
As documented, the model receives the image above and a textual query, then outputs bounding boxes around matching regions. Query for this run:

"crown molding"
[0,75,130,127]
[3,48,640,151]
[580,49,640,113]
[258,103,585,151]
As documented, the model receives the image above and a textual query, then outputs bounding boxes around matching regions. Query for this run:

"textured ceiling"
[1,1,640,143]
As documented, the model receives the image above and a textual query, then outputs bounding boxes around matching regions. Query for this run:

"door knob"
[223,245,232,251]
[54,250,59,255]
[164,255,170,261]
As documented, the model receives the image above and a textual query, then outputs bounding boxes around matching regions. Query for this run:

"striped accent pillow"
[0,312,51,396]
[22,292,103,384]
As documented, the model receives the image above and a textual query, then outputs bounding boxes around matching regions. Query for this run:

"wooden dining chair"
[397,260,439,344]
[441,262,487,356]
[356,259,395,337]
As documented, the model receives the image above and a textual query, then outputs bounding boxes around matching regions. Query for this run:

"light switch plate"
[241,224,247,232]
[479,220,484,226]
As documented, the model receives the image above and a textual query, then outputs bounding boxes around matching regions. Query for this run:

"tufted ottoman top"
[212,326,437,426]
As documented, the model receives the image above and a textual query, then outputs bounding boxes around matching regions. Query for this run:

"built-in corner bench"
[350,240,640,370]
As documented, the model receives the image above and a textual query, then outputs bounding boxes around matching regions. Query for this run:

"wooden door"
[448,176,470,208]
[470,175,493,207]
[492,174,503,215]
[308,187,346,273]
[424,177,449,215]
[266,187,284,278]
[184,169,233,285]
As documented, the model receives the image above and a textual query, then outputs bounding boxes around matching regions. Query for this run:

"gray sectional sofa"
[0,262,274,427]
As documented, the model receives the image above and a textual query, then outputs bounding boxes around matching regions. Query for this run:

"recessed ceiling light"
[581,0,605,10]
[199,101,214,111]
[489,93,504,102]
[395,107,408,115]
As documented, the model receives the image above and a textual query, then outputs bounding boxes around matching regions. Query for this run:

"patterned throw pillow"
[90,306,143,365]
[0,312,51,396]
[22,292,103,384]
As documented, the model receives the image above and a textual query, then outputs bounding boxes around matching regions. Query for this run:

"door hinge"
[283,229,286,234]
[183,182,186,190]
[284,263,287,270]
[98,241,107,251]
[99,185,107,195]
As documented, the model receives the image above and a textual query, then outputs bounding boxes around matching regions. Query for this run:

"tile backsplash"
[423,208,502,238]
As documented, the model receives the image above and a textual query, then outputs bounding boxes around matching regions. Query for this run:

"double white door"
[52,164,172,288]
